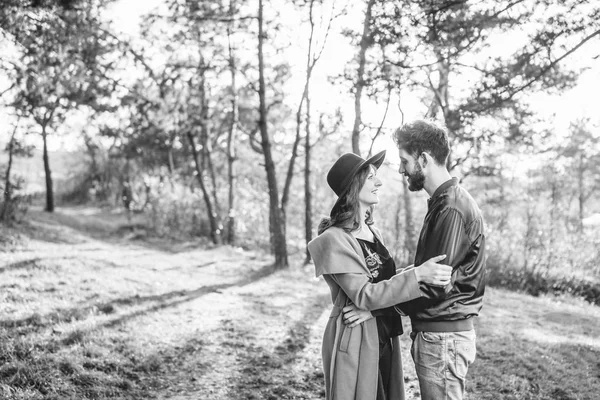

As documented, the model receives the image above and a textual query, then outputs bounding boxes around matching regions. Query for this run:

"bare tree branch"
[503,28,600,101]
[367,84,392,158]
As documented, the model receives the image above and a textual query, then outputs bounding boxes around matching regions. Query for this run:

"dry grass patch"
[465,289,600,400]
[2,207,599,399]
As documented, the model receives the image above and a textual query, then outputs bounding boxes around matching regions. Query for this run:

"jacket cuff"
[403,268,424,301]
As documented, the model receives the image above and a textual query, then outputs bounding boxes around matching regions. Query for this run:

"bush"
[0,178,31,225]
[486,217,600,305]
[487,263,600,306]
[145,179,213,240]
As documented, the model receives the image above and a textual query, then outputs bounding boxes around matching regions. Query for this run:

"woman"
[308,150,451,400]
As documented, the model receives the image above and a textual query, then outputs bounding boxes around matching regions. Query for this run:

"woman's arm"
[329,269,422,311]
[330,254,452,311]
[310,229,450,310]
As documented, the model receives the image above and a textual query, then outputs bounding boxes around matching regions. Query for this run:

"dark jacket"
[400,177,486,332]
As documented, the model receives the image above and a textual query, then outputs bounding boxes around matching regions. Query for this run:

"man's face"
[398,148,425,192]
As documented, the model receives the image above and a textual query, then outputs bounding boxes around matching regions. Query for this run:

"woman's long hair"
[318,166,374,235]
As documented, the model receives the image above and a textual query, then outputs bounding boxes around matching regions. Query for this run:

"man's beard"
[406,163,425,191]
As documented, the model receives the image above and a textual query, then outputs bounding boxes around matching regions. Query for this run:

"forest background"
[1,0,600,398]
[3,0,599,291]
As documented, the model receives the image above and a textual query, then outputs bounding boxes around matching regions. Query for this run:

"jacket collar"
[428,177,458,205]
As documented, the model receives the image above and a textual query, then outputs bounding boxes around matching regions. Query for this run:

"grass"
[0,206,275,399]
[466,289,600,400]
[1,206,599,399]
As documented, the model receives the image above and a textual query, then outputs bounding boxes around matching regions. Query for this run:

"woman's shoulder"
[320,225,348,237]
[310,226,354,247]
[311,226,366,256]
[309,226,367,276]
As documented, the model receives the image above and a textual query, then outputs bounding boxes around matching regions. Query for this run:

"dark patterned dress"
[357,236,403,400]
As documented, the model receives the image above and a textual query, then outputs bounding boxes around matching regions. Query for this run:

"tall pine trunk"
[258,0,288,268]
[42,125,54,212]
[187,131,222,245]
[304,92,313,263]
[351,0,375,156]
[577,154,585,232]
[226,0,238,245]
[1,127,17,222]
[402,179,416,264]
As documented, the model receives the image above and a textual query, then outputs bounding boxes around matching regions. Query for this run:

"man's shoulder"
[439,184,482,222]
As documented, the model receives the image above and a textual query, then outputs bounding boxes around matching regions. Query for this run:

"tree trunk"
[226,0,238,245]
[578,154,585,232]
[258,0,288,268]
[351,0,375,156]
[281,104,303,217]
[548,175,559,269]
[167,130,177,175]
[1,127,17,222]
[282,0,317,219]
[187,131,222,245]
[304,80,313,263]
[402,179,416,264]
[42,125,54,212]
[196,44,223,233]
[426,47,454,169]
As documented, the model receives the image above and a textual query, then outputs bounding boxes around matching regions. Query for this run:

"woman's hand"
[414,254,452,286]
[342,304,374,328]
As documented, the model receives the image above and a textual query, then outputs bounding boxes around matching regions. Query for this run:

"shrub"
[0,178,31,225]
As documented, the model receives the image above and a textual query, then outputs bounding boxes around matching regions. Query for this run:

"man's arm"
[418,207,470,299]
[395,207,470,317]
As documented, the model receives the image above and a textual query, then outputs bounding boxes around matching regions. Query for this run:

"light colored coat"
[308,226,423,400]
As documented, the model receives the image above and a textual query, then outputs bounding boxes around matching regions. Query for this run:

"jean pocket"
[414,332,445,377]
[453,339,476,378]
[420,331,444,344]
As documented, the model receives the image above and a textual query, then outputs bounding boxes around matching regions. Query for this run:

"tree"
[350,0,376,156]
[225,0,239,245]
[107,0,243,243]
[282,0,339,262]
[558,120,600,230]
[0,115,34,223]
[372,0,600,172]
[2,1,118,212]
[257,0,288,267]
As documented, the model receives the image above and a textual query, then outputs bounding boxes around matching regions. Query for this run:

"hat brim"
[330,150,386,216]
[366,150,386,170]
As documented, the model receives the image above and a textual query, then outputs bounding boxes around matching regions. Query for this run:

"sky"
[2,0,599,163]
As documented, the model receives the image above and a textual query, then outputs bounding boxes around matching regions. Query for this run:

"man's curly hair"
[393,120,450,166]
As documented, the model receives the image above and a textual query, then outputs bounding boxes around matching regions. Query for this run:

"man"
[393,120,486,400]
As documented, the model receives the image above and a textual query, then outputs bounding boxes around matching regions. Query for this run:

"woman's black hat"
[326,150,386,199]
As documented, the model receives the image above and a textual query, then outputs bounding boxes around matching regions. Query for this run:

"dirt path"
[2,207,600,399]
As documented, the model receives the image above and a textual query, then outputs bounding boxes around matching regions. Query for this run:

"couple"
[308,120,486,400]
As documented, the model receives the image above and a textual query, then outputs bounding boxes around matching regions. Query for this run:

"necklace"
[361,241,382,278]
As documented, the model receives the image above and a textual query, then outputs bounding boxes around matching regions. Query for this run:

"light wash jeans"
[410,329,477,400]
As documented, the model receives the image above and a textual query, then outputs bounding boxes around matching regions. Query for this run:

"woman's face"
[358,165,382,208]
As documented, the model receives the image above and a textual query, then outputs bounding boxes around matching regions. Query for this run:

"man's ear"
[419,151,433,168]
